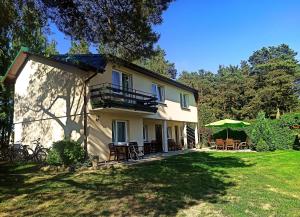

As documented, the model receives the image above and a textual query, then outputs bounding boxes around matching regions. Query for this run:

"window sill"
[181,107,190,111]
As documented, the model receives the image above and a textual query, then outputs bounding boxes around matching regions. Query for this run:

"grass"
[0,151,300,216]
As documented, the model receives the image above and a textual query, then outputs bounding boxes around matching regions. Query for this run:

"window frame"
[112,70,132,93]
[152,83,165,103]
[180,93,189,109]
[143,125,148,142]
[112,120,128,144]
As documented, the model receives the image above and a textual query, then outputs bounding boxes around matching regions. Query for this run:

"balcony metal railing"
[90,83,158,113]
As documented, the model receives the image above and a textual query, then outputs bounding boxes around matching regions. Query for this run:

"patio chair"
[108,143,117,161]
[208,139,216,148]
[215,139,225,150]
[238,141,247,149]
[226,139,235,150]
[143,142,151,155]
[176,142,183,150]
[150,140,157,153]
[168,139,176,151]
[128,142,144,160]
[115,145,127,161]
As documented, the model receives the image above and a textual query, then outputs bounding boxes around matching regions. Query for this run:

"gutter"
[83,68,104,158]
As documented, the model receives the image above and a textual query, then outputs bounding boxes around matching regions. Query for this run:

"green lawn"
[0,151,300,217]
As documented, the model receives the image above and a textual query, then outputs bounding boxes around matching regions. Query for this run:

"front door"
[155,124,163,152]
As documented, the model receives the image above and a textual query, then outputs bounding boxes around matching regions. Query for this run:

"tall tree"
[45,40,59,56]
[69,40,90,54]
[134,46,177,79]
[34,0,174,60]
[0,0,58,146]
[247,44,299,117]
[248,44,298,74]
[178,44,300,121]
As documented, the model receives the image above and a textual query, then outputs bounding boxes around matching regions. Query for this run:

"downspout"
[83,71,99,158]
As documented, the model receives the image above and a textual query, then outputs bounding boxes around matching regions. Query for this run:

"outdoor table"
[143,142,151,154]
[114,143,129,161]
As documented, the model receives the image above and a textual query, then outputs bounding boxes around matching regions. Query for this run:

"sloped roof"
[53,54,198,97]
[52,54,106,72]
[1,49,198,99]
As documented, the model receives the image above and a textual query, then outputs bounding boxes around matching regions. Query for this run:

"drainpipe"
[83,71,99,158]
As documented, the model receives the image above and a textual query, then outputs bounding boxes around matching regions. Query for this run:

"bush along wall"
[46,140,85,168]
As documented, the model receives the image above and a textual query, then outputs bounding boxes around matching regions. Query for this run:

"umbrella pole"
[227,128,229,139]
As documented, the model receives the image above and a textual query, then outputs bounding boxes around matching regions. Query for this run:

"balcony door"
[112,70,132,102]
[112,70,132,91]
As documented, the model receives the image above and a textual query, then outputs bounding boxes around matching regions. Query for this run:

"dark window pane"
[117,122,126,142]
[112,121,116,142]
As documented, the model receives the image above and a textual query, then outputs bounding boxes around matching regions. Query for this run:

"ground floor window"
[143,125,148,141]
[112,120,128,144]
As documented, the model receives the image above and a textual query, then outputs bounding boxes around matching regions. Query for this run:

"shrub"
[46,140,85,166]
[46,149,62,166]
[249,111,275,151]
[269,119,294,150]
[256,138,269,152]
[249,111,296,151]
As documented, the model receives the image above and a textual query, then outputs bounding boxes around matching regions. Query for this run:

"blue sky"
[49,0,300,73]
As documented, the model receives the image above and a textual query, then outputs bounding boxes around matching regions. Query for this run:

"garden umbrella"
[205,119,250,139]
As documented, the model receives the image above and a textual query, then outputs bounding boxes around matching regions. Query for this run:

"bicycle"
[29,138,49,162]
[5,138,48,163]
[8,139,26,162]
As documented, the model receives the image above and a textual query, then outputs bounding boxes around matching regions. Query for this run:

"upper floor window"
[112,70,132,92]
[180,93,189,109]
[152,83,165,103]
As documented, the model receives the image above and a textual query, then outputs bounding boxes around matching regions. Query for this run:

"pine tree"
[133,46,177,79]
[69,40,90,54]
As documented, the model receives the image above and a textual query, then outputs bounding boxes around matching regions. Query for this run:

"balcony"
[90,83,158,113]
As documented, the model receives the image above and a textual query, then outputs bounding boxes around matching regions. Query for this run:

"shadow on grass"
[0,152,252,216]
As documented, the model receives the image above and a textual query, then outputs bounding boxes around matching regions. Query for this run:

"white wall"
[14,56,87,148]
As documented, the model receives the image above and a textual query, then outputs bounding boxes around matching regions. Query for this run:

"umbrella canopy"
[205,119,250,139]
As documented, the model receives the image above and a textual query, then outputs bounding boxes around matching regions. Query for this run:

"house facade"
[3,48,198,161]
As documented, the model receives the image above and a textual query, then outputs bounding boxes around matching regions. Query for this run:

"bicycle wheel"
[25,148,34,162]
[36,150,47,162]
[14,149,24,162]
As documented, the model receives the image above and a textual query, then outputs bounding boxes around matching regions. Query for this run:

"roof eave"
[1,47,30,85]
[1,48,105,85]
